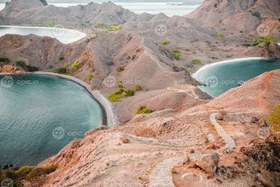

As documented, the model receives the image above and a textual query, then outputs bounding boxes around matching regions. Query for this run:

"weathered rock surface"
[187,0,280,39]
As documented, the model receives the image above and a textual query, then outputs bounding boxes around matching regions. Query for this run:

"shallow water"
[0,74,103,167]
[0,26,86,44]
[193,58,280,97]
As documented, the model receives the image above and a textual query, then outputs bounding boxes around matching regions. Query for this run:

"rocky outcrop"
[239,132,280,186]
[187,0,280,35]
[195,152,220,174]
[245,42,280,58]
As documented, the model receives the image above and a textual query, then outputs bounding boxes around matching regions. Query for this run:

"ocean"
[0,1,201,16]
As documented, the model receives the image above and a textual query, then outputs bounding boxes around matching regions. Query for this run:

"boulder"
[196,153,220,174]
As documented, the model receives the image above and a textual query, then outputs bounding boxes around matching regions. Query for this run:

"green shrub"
[172,49,181,60]
[71,60,81,71]
[244,35,277,46]
[55,67,67,74]
[15,60,26,68]
[59,53,64,61]
[15,61,39,72]
[161,40,169,45]
[108,88,135,102]
[47,20,55,27]
[217,32,223,40]
[0,164,57,184]
[118,81,124,89]
[134,84,143,91]
[95,22,122,32]
[87,73,94,82]
[268,104,280,131]
[254,35,277,45]
[64,62,69,67]
[0,57,10,63]
[117,66,125,72]
[136,106,153,114]
[191,58,202,65]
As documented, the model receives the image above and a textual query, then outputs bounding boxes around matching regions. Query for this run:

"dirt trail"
[210,113,236,151]
[149,156,184,187]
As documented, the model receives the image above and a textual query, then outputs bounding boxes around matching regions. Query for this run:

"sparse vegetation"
[253,35,277,45]
[117,66,125,72]
[118,81,124,89]
[87,73,94,82]
[55,67,67,74]
[244,35,278,46]
[108,88,135,102]
[0,57,10,63]
[59,53,64,61]
[217,32,223,40]
[172,48,181,60]
[268,104,280,131]
[30,20,56,27]
[134,84,143,91]
[136,106,153,114]
[95,22,122,32]
[191,58,202,65]
[15,61,39,72]
[0,164,57,185]
[63,62,70,67]
[161,39,169,45]
[71,60,81,71]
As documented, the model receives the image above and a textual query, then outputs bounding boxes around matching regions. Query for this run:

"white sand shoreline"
[192,57,266,78]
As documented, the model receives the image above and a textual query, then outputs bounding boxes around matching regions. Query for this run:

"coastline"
[0,72,119,127]
[192,57,267,78]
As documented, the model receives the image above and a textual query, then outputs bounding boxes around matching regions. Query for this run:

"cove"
[193,58,280,98]
[0,25,86,44]
[0,74,103,167]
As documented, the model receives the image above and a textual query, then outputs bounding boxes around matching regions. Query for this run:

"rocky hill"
[187,0,280,39]
[0,0,279,186]
[0,0,153,26]
[38,70,280,187]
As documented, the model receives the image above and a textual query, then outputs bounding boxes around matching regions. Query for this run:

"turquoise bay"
[193,58,280,97]
[0,74,103,167]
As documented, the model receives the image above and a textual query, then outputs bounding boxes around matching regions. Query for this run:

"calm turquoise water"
[0,26,86,44]
[193,58,280,97]
[0,74,103,167]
